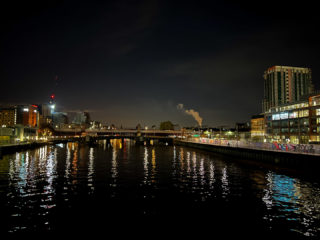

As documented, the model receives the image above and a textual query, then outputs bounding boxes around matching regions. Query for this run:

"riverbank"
[174,140,320,170]
[0,140,71,156]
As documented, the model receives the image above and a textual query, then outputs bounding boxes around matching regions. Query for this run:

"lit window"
[299,110,309,117]
[289,111,298,119]
[279,112,288,119]
[272,114,280,120]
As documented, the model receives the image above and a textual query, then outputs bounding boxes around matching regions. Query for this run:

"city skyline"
[1,0,319,127]
[2,1,320,236]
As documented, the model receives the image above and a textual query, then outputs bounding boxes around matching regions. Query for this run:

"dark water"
[1,139,320,237]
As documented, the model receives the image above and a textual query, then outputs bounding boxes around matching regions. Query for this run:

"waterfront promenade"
[186,137,320,156]
[175,138,320,170]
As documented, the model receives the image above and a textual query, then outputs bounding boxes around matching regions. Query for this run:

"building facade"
[251,114,265,142]
[263,66,314,112]
[264,93,320,144]
[15,105,39,127]
[0,108,15,127]
[52,112,68,128]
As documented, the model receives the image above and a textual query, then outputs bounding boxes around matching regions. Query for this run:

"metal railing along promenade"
[184,137,320,156]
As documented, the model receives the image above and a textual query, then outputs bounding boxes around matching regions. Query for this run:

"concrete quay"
[174,140,320,170]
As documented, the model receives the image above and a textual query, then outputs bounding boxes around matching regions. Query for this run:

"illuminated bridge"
[51,129,184,145]
[54,129,182,137]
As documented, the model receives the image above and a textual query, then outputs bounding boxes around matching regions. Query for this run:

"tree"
[39,123,55,136]
[160,121,174,130]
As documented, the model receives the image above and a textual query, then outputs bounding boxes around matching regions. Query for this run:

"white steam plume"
[177,103,203,127]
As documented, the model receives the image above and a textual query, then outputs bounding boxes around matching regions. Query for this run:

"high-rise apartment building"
[0,107,15,127]
[263,66,314,112]
[15,105,39,127]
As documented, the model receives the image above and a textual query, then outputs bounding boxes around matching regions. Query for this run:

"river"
[0,139,320,237]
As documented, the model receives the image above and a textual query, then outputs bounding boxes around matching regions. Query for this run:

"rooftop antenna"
[49,75,58,112]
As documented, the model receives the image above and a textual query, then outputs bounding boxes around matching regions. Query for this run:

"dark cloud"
[1,0,319,128]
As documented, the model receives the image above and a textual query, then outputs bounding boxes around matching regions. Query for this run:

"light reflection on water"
[111,140,118,188]
[143,147,149,185]
[0,139,320,236]
[262,172,320,236]
[88,147,94,193]
[5,145,58,231]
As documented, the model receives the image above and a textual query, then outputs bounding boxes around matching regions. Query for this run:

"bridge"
[50,129,184,145]
[53,128,182,137]
[86,129,183,137]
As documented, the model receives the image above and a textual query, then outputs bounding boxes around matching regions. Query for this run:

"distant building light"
[23,108,29,112]
[34,110,37,113]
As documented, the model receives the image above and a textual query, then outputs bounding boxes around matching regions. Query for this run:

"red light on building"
[50,94,55,100]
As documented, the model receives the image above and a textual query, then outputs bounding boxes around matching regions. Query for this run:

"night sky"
[1,0,319,128]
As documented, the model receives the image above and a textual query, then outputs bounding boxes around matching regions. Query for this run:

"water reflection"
[263,172,320,236]
[110,139,120,192]
[88,147,94,193]
[173,148,218,201]
[199,157,205,186]
[143,147,149,184]
[43,148,57,208]
[151,148,156,182]
[221,167,229,198]
[65,143,71,180]
[1,142,320,236]
[186,151,190,173]
[209,162,215,189]
[71,143,79,185]
[103,139,107,150]
[6,145,58,232]
[142,146,157,185]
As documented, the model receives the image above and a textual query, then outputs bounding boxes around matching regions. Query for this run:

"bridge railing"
[85,129,182,134]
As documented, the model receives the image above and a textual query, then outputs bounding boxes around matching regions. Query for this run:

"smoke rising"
[177,103,203,127]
